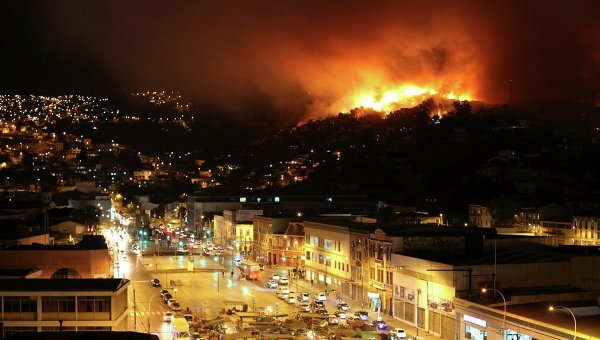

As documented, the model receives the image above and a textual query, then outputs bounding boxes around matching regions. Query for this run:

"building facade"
[303,220,351,295]
[0,278,130,337]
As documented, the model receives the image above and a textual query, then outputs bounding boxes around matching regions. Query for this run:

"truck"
[171,317,190,339]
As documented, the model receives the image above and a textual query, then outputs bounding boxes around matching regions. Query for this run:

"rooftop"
[2,235,108,250]
[0,278,129,292]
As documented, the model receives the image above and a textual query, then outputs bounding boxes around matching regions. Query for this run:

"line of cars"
[152,279,193,323]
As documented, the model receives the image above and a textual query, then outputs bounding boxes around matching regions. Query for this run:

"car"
[311,300,324,309]
[276,287,290,295]
[183,314,193,322]
[286,296,296,304]
[315,291,327,301]
[393,328,407,339]
[270,274,280,281]
[328,316,339,325]
[278,292,290,300]
[171,302,181,311]
[354,310,369,320]
[372,318,388,330]
[278,277,289,285]
[259,264,265,270]
[317,308,329,316]
[336,302,349,311]
[160,289,169,298]
[334,310,347,319]
[297,293,310,302]
[267,280,279,289]
[150,278,161,287]
[298,302,311,312]
[162,293,173,303]
[163,311,174,322]
[167,299,177,308]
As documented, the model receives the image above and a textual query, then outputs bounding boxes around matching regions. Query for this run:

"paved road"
[120,248,436,340]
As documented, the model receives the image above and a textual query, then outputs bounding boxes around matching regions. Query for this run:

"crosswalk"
[130,310,167,317]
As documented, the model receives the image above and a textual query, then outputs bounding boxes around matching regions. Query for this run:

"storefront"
[463,314,488,340]
[368,291,381,311]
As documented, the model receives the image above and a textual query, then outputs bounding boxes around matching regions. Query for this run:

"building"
[572,214,600,245]
[303,220,352,295]
[0,235,110,279]
[454,297,600,340]
[0,278,130,337]
[269,222,305,269]
[253,213,296,265]
[469,205,493,228]
[391,242,600,340]
[213,209,262,251]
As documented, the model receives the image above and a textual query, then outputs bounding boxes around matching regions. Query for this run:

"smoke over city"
[1,1,598,119]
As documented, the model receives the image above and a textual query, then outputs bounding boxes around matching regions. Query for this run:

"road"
[117,243,426,340]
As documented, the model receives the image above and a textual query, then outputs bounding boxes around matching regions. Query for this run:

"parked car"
[354,310,369,320]
[334,310,347,319]
[317,307,329,316]
[328,316,339,325]
[315,291,327,301]
[267,280,278,289]
[163,311,174,322]
[278,277,289,285]
[270,274,280,281]
[183,314,193,322]
[372,318,388,330]
[276,287,290,295]
[150,278,161,287]
[336,301,349,311]
[286,296,296,304]
[393,328,407,339]
[297,292,310,302]
[298,302,311,312]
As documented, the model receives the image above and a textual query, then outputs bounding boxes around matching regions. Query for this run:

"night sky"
[1,1,598,117]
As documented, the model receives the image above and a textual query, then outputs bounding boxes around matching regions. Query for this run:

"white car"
[278,277,289,285]
[315,291,327,301]
[394,328,407,339]
[163,311,174,322]
[276,287,290,295]
[286,296,296,304]
[267,280,278,289]
[297,292,310,302]
[270,274,280,281]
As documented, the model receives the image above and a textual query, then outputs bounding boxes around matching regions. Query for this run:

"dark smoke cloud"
[1,0,598,118]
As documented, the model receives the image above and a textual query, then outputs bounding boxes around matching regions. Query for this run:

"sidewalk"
[284,271,437,340]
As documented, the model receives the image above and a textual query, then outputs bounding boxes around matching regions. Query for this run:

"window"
[326,256,331,267]
[3,296,37,313]
[306,251,310,261]
[42,296,75,313]
[51,268,81,279]
[77,297,111,313]
[318,255,324,264]
[324,239,333,250]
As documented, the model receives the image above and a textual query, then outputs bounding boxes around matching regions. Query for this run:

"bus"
[238,260,260,280]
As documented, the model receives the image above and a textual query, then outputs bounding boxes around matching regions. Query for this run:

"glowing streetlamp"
[481,288,506,331]
[549,306,577,340]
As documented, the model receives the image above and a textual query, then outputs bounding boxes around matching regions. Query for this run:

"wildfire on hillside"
[341,83,473,114]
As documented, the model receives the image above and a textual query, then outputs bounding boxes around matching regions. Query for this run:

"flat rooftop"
[2,235,108,250]
[0,278,129,292]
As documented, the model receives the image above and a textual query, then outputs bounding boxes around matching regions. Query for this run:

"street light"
[481,288,506,331]
[549,306,577,340]
[147,291,161,332]
[174,287,178,299]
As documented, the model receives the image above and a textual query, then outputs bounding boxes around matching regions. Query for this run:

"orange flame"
[342,83,473,113]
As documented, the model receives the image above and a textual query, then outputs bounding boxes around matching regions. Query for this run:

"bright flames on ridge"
[345,84,473,113]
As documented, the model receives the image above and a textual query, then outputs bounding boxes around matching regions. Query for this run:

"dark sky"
[1,1,598,118]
